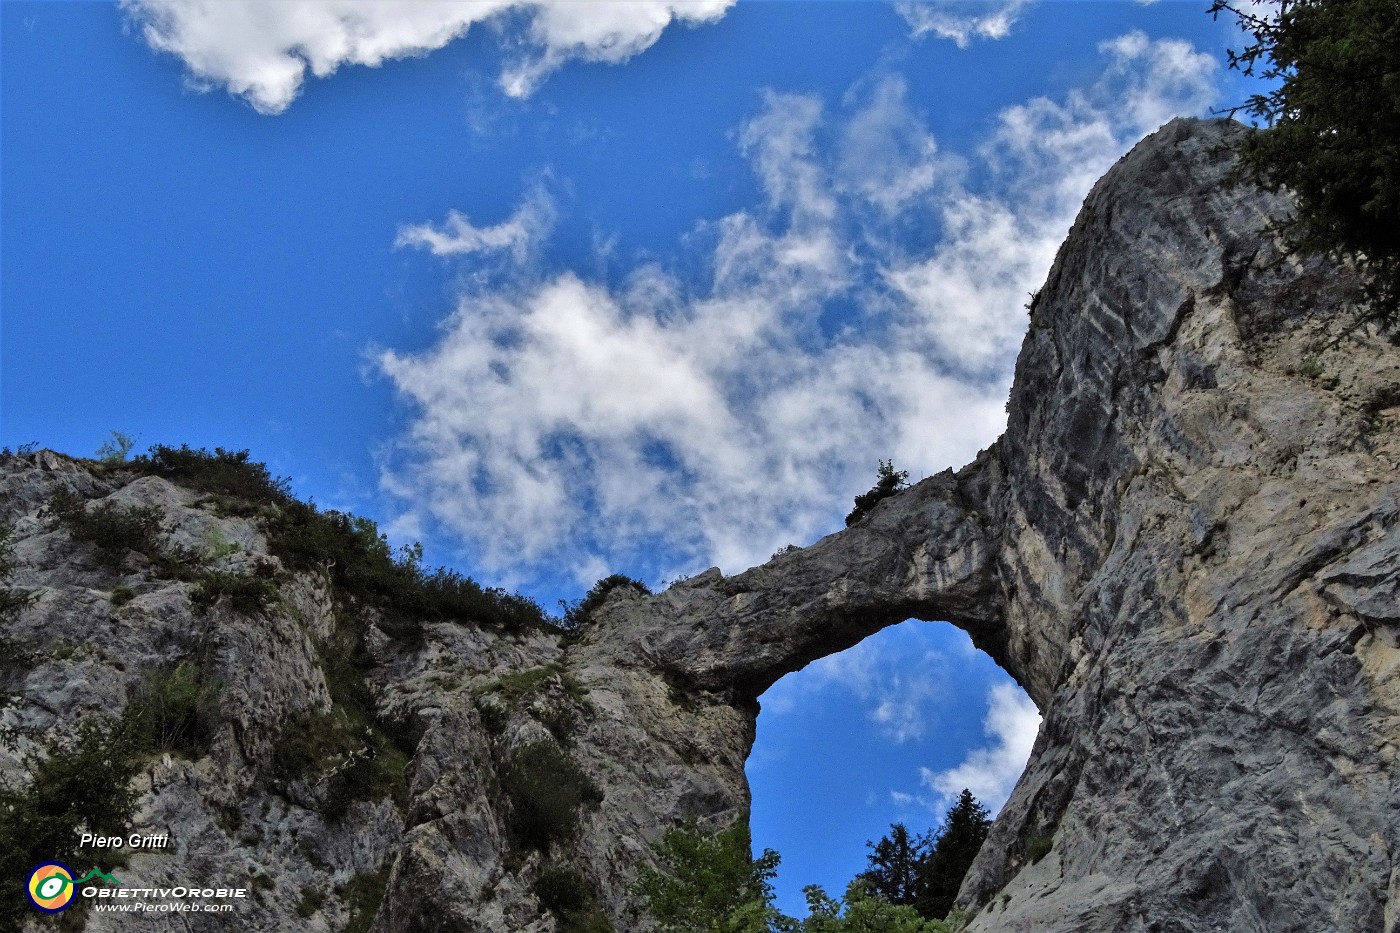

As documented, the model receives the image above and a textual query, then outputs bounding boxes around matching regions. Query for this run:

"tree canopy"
[845,460,909,527]
[1213,0,1400,324]
[636,790,992,932]
[634,823,784,933]
[861,822,924,906]
[861,789,992,921]
[795,881,950,933]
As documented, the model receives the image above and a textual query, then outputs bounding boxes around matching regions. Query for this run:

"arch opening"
[746,618,1039,919]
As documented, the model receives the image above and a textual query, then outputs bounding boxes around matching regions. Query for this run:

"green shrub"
[536,865,590,914]
[267,606,422,819]
[322,742,410,822]
[536,866,614,933]
[128,662,222,758]
[110,586,137,607]
[272,709,364,784]
[45,488,165,570]
[129,445,292,506]
[1361,384,1400,434]
[479,664,591,741]
[558,574,650,631]
[943,908,975,931]
[0,717,141,929]
[318,625,376,714]
[503,741,603,855]
[202,527,242,561]
[190,570,279,615]
[476,696,509,734]
[537,704,580,743]
[95,430,136,466]
[126,444,548,632]
[1025,835,1053,864]
[482,663,585,704]
[296,886,325,918]
[635,822,783,933]
[0,637,33,709]
[845,460,908,527]
[0,525,36,622]
[273,698,412,821]
[797,881,950,933]
[268,501,547,631]
[338,865,391,933]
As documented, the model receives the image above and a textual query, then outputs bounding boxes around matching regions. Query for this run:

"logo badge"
[27,862,76,913]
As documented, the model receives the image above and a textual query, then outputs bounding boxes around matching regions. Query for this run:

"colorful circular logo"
[27,862,76,913]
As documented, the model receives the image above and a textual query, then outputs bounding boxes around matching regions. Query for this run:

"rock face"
[3,117,1398,932]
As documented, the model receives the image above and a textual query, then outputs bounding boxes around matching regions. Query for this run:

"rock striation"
[2,117,1398,932]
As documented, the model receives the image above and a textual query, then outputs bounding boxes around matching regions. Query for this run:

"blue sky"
[3,0,1264,916]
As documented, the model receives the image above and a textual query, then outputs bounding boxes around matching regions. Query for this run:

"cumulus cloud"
[895,0,1031,47]
[396,188,555,262]
[120,0,735,113]
[920,683,1040,812]
[501,0,732,98]
[885,30,1217,372]
[378,33,1221,586]
[836,76,946,215]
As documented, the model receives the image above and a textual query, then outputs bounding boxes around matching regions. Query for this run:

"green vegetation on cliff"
[1214,0,1400,323]
[126,444,550,632]
[637,795,988,932]
[845,460,909,527]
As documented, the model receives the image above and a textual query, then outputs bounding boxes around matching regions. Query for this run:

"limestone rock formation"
[2,117,1397,932]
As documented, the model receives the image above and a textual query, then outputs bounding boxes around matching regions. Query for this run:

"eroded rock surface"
[3,118,1397,932]
[592,117,1400,933]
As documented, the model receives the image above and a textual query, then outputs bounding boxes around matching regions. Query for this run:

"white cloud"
[501,0,733,98]
[920,683,1040,812]
[836,76,946,215]
[760,636,951,744]
[895,0,1031,47]
[1094,31,1220,138]
[396,188,555,261]
[378,33,1222,586]
[739,92,838,226]
[884,29,1217,373]
[884,194,1055,371]
[120,0,736,114]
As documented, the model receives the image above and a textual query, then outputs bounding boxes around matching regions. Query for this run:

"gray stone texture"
[3,117,1397,931]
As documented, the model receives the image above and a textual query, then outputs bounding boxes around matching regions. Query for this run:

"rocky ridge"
[2,117,1398,932]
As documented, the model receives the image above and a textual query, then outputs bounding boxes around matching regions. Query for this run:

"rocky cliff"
[3,117,1398,932]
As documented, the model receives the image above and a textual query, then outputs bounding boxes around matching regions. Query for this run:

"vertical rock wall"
[582,117,1400,932]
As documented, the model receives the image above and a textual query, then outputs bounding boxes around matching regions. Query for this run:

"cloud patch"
[895,0,1031,47]
[760,634,951,744]
[120,0,735,113]
[919,683,1041,812]
[378,33,1221,587]
[396,188,555,262]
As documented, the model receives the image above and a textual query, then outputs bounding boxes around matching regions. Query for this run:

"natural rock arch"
[537,117,1400,932]
[4,118,1396,933]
